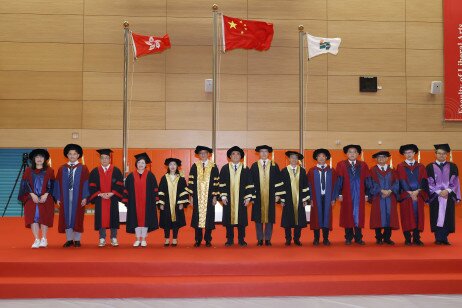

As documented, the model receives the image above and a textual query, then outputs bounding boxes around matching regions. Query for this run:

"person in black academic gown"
[157,158,189,247]
[426,144,461,245]
[219,146,255,247]
[122,152,159,247]
[186,146,220,247]
[280,151,310,246]
[250,145,285,246]
[88,149,124,247]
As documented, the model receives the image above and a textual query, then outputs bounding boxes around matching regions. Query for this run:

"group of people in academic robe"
[18,142,460,248]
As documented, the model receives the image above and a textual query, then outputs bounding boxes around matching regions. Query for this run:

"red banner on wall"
[444,0,462,121]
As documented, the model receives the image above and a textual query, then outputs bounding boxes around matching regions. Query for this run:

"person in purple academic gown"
[426,144,461,245]
[368,151,400,245]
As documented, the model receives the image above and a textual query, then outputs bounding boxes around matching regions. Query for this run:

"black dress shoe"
[442,240,451,246]
[376,239,383,245]
[164,243,170,247]
[225,241,233,247]
[74,241,81,247]
[323,239,331,246]
[345,240,352,245]
[264,240,272,246]
[171,243,177,247]
[285,240,291,246]
[257,240,263,246]
[313,239,320,246]
[238,241,247,247]
[205,241,212,247]
[404,240,412,246]
[355,240,366,245]
[294,240,302,246]
[63,240,74,248]
[194,241,201,247]
[413,240,424,246]
[384,239,395,245]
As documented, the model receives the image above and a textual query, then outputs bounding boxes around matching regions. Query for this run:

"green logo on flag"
[320,40,331,50]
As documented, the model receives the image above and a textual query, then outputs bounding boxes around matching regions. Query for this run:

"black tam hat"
[255,145,273,153]
[134,152,152,164]
[372,151,391,159]
[164,158,182,166]
[227,146,245,158]
[399,144,419,155]
[434,144,451,153]
[285,151,304,160]
[313,148,331,160]
[195,145,213,154]
[343,144,362,154]
[29,149,50,162]
[63,144,83,158]
[96,149,113,156]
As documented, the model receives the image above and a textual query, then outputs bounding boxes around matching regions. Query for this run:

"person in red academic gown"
[308,149,339,246]
[89,149,124,247]
[280,151,309,246]
[53,144,90,248]
[426,144,461,245]
[157,158,189,247]
[396,144,428,246]
[18,149,55,248]
[122,152,159,247]
[368,151,400,245]
[336,144,372,245]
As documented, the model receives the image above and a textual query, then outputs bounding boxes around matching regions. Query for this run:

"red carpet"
[1,206,462,298]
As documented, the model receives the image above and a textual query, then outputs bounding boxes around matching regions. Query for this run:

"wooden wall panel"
[0,14,83,43]
[0,0,83,14]
[328,48,405,76]
[0,0,460,149]
[406,22,443,50]
[328,76,406,104]
[406,49,443,76]
[0,71,82,100]
[328,104,406,132]
[328,21,405,49]
[327,0,405,22]
[0,42,83,72]
[406,0,443,22]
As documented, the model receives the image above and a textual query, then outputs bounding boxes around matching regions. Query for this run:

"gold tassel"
[48,157,52,167]
[329,157,332,168]
[361,151,364,161]
[450,151,453,162]
[390,156,393,169]
[82,154,85,165]
[418,151,421,163]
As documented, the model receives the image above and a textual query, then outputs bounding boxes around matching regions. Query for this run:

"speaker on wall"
[359,76,377,92]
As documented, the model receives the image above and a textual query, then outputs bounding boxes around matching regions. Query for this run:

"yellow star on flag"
[228,20,237,29]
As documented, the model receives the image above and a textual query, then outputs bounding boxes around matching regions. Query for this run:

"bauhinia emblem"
[144,36,162,50]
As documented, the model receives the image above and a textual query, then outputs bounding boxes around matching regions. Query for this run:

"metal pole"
[212,4,219,162]
[123,21,129,176]
[298,25,305,166]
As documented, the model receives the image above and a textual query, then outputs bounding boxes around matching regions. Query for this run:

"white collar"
[348,160,357,165]
[102,164,110,170]
[289,164,298,169]
[200,160,209,166]
[317,164,327,169]
[436,160,446,164]
[405,159,416,165]
[259,159,270,164]
[67,161,79,166]
[377,164,388,171]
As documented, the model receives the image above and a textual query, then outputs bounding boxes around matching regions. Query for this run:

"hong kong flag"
[131,32,171,59]
[222,15,274,52]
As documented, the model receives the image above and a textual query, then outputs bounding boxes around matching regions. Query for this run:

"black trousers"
[345,227,363,241]
[434,226,449,242]
[403,228,421,242]
[195,227,212,243]
[375,227,392,241]
[285,227,302,241]
[164,227,179,239]
[314,228,330,241]
[226,225,246,242]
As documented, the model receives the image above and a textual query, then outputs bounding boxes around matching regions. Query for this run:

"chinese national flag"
[222,15,274,52]
[131,32,171,59]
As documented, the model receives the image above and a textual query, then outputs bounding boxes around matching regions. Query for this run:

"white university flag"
[306,34,341,59]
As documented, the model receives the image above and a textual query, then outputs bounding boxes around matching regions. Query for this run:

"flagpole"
[298,25,305,167]
[212,4,219,162]
[123,21,129,176]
